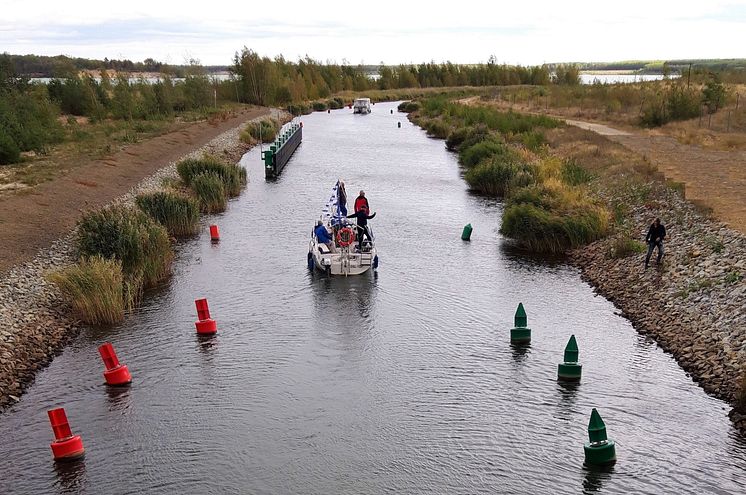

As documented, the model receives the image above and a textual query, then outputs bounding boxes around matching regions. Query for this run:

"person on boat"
[354,190,369,213]
[338,181,348,216]
[644,217,666,269]
[347,209,376,252]
[314,220,336,253]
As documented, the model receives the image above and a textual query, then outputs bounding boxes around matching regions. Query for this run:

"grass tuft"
[191,172,227,213]
[176,155,246,197]
[48,256,126,325]
[136,191,200,237]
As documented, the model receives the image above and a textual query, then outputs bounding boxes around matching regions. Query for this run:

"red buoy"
[209,225,220,242]
[48,408,85,461]
[98,342,132,386]
[195,298,217,334]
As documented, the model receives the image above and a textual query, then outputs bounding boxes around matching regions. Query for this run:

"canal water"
[0,101,744,494]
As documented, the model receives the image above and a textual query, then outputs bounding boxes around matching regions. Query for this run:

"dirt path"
[563,120,746,233]
[0,106,268,274]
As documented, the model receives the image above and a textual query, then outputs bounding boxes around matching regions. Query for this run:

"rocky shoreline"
[0,110,284,412]
[571,182,746,433]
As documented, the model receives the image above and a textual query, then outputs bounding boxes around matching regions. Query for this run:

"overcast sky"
[2,0,745,66]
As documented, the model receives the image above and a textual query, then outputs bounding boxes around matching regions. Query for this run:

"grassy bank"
[403,97,612,252]
[50,153,245,324]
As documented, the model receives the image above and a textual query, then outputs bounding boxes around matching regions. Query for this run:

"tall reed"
[136,191,200,237]
[48,256,125,325]
[191,172,227,213]
[177,156,246,197]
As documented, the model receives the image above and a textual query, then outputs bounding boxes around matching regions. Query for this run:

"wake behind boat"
[308,181,378,276]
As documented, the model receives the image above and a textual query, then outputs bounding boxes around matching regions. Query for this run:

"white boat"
[353,98,371,114]
[308,181,378,276]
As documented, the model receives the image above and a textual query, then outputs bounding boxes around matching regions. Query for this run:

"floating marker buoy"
[48,408,85,461]
[327,109,330,114]
[558,335,582,382]
[209,225,220,242]
[194,298,218,335]
[397,122,401,128]
[584,408,617,466]
[510,303,531,343]
[98,343,132,386]
[461,223,472,240]
[390,109,393,114]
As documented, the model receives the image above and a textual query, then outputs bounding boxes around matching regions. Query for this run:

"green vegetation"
[191,173,227,213]
[242,118,279,143]
[176,155,246,197]
[48,256,126,325]
[77,206,172,288]
[607,236,646,259]
[136,191,200,237]
[408,97,610,253]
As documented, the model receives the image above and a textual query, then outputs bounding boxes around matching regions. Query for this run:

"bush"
[176,156,246,197]
[459,138,510,168]
[77,206,173,287]
[445,127,469,151]
[312,101,328,111]
[191,172,227,213]
[519,131,546,152]
[327,98,344,109]
[0,132,21,164]
[561,160,595,185]
[48,256,126,325]
[424,119,450,139]
[244,119,278,143]
[136,191,200,237]
[397,101,420,113]
[607,236,646,259]
[500,202,609,253]
[465,158,533,196]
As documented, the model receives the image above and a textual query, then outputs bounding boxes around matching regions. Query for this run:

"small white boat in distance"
[353,98,371,114]
[308,181,378,276]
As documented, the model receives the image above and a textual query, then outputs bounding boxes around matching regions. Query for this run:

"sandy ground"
[0,106,269,274]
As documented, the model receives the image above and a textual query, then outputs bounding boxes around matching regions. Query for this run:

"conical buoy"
[98,343,132,386]
[510,303,531,343]
[48,408,85,461]
[584,408,616,466]
[195,298,217,334]
[558,335,582,382]
[209,225,220,242]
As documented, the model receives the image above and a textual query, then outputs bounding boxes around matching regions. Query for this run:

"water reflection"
[510,342,531,363]
[581,464,614,493]
[53,458,88,494]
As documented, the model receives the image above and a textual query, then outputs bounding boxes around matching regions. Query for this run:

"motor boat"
[308,181,378,276]
[353,98,371,114]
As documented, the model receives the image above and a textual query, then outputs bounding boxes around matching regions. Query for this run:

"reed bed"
[136,191,200,237]
[191,172,227,213]
[176,155,246,197]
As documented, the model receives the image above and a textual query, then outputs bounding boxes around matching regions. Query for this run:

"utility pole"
[687,63,692,89]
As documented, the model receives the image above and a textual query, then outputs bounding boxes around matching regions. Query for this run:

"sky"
[2,0,746,66]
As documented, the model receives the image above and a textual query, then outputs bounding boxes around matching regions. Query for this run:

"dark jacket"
[354,195,369,213]
[347,210,376,227]
[646,223,666,244]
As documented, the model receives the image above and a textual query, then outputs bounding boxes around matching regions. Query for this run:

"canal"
[0,101,744,494]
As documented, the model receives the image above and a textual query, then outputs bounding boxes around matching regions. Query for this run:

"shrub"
[424,119,450,139]
[312,101,328,111]
[176,156,246,197]
[445,127,469,151]
[136,191,200,237]
[500,202,609,253]
[244,119,278,143]
[457,124,491,151]
[397,101,420,113]
[459,138,510,168]
[465,158,534,196]
[48,256,125,325]
[191,172,227,213]
[519,131,546,152]
[77,206,173,287]
[0,132,21,164]
[607,236,646,259]
[561,160,595,185]
[327,98,344,109]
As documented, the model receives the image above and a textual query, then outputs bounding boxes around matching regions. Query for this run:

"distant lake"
[580,73,678,84]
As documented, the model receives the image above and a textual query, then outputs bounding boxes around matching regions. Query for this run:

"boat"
[308,181,378,276]
[353,98,371,114]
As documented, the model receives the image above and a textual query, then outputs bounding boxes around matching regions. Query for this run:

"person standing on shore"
[645,217,666,269]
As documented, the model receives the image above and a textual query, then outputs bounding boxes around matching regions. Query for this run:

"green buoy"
[558,335,582,382]
[461,223,473,241]
[510,303,531,343]
[583,408,616,466]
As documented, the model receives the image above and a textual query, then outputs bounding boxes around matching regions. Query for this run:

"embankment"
[0,109,286,411]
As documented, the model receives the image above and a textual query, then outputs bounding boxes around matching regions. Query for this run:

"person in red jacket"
[354,190,369,213]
